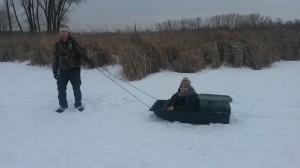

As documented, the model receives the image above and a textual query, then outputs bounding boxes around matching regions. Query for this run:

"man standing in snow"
[52,25,94,113]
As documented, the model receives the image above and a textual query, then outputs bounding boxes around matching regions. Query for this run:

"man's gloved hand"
[53,69,58,80]
[53,73,58,80]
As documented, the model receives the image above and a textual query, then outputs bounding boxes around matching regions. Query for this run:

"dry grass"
[0,26,299,80]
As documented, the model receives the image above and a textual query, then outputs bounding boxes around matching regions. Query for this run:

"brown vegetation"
[1,25,300,80]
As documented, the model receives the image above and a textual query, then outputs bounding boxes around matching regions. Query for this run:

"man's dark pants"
[57,67,82,108]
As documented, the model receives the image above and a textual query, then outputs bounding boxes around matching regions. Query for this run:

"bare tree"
[0,4,10,31]
[3,0,12,31]
[39,0,85,33]
[35,0,41,32]
[4,0,84,33]
[156,20,175,31]
[19,0,39,33]
[194,17,203,29]
[8,0,23,32]
[179,18,196,30]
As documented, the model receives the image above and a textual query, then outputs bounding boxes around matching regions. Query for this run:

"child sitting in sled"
[167,77,199,112]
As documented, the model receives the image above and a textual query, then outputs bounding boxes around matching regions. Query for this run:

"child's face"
[179,84,189,93]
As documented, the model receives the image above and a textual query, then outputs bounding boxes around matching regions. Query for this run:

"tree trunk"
[9,0,23,32]
[35,0,40,32]
[4,0,12,32]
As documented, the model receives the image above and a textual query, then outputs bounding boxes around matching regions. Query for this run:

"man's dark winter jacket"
[53,37,91,73]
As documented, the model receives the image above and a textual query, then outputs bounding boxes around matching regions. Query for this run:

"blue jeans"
[57,67,82,108]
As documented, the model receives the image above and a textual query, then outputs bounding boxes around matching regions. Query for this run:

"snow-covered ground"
[1,61,300,168]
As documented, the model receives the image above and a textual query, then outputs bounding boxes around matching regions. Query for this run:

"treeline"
[0,13,300,80]
[1,0,85,33]
[154,13,300,31]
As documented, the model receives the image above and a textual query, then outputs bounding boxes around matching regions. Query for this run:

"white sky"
[69,0,300,30]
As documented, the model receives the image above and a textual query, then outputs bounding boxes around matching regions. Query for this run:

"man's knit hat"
[180,77,191,87]
[59,25,69,32]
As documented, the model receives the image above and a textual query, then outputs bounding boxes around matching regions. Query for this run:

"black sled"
[149,94,233,124]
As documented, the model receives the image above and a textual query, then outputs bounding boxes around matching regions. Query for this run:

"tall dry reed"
[0,26,299,80]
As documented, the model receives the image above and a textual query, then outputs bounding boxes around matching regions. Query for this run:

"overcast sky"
[69,0,300,30]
